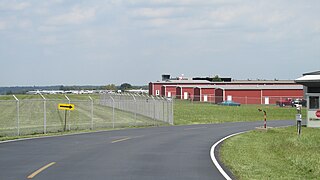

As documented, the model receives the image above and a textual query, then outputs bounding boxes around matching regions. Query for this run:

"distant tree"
[212,75,222,82]
[120,83,132,91]
[105,84,116,91]
[6,90,13,95]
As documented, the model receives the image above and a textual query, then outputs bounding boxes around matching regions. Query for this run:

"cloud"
[47,6,97,25]
[40,36,58,45]
[0,21,7,30]
[131,7,185,19]
[17,19,32,29]
[0,1,30,11]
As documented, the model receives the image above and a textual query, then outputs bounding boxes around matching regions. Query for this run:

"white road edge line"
[210,124,295,179]
[210,131,247,180]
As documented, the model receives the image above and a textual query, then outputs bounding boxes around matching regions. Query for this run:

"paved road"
[0,120,294,180]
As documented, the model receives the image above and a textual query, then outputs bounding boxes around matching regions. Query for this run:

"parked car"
[276,98,293,107]
[217,100,241,106]
[291,99,307,107]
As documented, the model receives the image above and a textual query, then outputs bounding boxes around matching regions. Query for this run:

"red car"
[276,98,293,107]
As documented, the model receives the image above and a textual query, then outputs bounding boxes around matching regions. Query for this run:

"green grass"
[220,126,320,179]
[173,100,306,125]
[0,94,160,137]
[1,96,306,138]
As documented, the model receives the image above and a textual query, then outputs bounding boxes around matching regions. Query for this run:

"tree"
[119,83,132,91]
[105,84,116,91]
[212,75,222,82]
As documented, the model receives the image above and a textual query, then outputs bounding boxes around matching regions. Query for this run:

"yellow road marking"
[27,162,56,179]
[111,137,132,143]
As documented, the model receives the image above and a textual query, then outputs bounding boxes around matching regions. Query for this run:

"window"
[156,90,160,96]
[309,96,319,109]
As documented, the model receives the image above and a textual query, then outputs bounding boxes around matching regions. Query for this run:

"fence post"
[110,96,115,128]
[40,93,46,134]
[131,94,137,125]
[13,95,20,136]
[151,96,156,126]
[171,98,174,125]
[64,95,71,130]
[89,96,94,130]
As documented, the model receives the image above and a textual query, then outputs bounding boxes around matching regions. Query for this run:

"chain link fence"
[177,94,303,105]
[0,94,173,137]
[100,93,174,125]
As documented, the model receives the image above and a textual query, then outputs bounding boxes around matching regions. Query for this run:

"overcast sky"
[0,0,319,86]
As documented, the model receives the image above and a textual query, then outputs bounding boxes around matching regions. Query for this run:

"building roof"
[155,80,211,84]
[219,80,295,84]
[175,85,303,90]
[295,73,320,87]
[213,85,303,90]
[303,71,320,76]
[153,79,295,84]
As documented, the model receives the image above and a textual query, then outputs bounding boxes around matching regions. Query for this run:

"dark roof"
[295,71,320,87]
[303,71,320,76]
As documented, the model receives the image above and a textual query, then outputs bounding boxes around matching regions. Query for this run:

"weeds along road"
[0,120,294,180]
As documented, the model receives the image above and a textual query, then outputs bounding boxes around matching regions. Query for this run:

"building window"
[156,90,160,96]
[309,96,319,109]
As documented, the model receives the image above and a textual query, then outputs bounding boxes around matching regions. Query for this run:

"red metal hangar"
[149,74,303,105]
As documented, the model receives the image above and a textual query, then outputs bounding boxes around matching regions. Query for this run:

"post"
[152,96,156,126]
[296,105,302,136]
[131,94,137,124]
[64,110,67,131]
[40,93,46,134]
[110,96,115,128]
[89,96,94,130]
[258,109,267,129]
[13,95,20,136]
[65,95,71,130]
[163,100,165,122]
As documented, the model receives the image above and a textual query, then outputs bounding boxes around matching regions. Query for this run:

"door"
[204,95,208,102]
[265,97,269,105]
[184,92,188,100]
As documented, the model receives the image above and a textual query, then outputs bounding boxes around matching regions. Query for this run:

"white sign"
[307,110,320,128]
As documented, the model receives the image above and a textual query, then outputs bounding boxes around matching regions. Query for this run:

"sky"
[0,0,319,86]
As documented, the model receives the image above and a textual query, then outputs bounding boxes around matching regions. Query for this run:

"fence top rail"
[0,99,95,102]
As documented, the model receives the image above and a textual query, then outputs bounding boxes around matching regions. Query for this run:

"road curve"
[0,120,294,180]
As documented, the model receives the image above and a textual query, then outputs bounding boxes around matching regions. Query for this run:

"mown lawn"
[0,94,157,137]
[220,126,320,179]
[173,100,306,125]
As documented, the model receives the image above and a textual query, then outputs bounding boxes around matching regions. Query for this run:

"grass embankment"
[174,100,306,125]
[220,127,320,179]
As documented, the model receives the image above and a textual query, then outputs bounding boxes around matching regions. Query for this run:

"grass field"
[174,100,306,125]
[0,94,161,137]
[220,126,320,179]
[0,95,306,138]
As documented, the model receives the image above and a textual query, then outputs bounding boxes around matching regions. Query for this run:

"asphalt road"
[0,120,294,180]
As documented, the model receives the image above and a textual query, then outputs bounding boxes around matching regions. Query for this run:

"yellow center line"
[111,137,132,143]
[27,162,56,179]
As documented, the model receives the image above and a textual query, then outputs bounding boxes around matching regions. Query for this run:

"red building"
[149,76,303,105]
